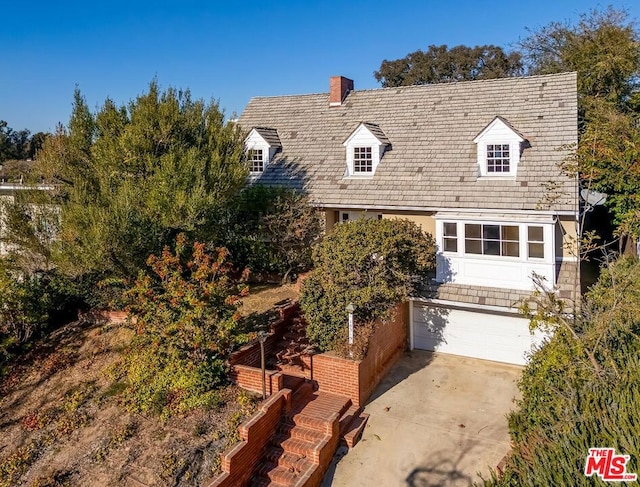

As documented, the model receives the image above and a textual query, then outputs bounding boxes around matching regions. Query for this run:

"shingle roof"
[239,72,578,213]
[252,127,282,147]
[414,260,578,312]
[349,122,391,145]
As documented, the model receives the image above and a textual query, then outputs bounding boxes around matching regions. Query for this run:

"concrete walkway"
[323,351,522,487]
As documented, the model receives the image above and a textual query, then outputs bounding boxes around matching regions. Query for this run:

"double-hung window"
[528,226,544,259]
[249,149,264,173]
[443,222,458,252]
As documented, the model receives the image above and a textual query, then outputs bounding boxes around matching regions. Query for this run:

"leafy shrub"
[300,218,435,354]
[484,257,640,485]
[0,260,50,375]
[224,186,323,281]
[0,261,107,376]
[114,234,251,417]
[0,261,50,344]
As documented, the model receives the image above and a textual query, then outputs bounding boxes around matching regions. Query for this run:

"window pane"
[465,239,482,254]
[528,242,544,258]
[444,238,457,252]
[483,240,500,255]
[465,224,481,239]
[444,222,457,236]
[502,241,520,257]
[483,225,500,240]
[502,225,519,241]
[528,226,543,242]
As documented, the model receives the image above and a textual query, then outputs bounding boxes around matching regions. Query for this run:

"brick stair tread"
[261,461,315,484]
[265,446,310,469]
[338,403,361,435]
[272,433,321,455]
[343,412,369,448]
[289,392,352,429]
[278,422,327,442]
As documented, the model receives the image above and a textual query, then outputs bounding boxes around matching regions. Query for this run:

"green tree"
[223,186,323,281]
[519,7,640,110]
[300,218,436,354]
[520,7,640,245]
[0,121,34,162]
[27,132,50,160]
[26,82,248,280]
[374,44,523,88]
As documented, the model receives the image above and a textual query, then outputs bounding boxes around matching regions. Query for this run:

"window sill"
[343,173,375,180]
[441,252,553,264]
[477,175,517,180]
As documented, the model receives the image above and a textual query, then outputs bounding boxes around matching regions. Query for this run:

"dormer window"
[487,144,510,173]
[353,147,373,173]
[249,149,264,173]
[473,117,525,178]
[245,127,281,175]
[343,122,390,177]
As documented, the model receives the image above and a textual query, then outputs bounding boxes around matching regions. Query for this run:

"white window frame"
[473,117,524,178]
[527,225,545,260]
[353,147,373,173]
[486,144,511,174]
[463,223,520,258]
[343,124,386,178]
[436,217,556,290]
[340,211,382,223]
[245,128,279,176]
[249,148,265,173]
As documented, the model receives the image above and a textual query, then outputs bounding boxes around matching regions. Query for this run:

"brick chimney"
[330,76,354,106]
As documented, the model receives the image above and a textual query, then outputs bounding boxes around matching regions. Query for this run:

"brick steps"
[261,462,315,485]
[278,422,327,443]
[337,403,369,448]
[343,412,369,448]
[249,386,350,486]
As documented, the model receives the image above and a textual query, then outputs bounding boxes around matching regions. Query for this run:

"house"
[239,73,578,365]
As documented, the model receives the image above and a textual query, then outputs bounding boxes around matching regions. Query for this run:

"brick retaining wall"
[304,303,408,406]
[210,389,292,487]
[230,302,408,407]
[229,364,284,396]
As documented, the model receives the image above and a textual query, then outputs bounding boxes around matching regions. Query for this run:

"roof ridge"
[245,72,577,102]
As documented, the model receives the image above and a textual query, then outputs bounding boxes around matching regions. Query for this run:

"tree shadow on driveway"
[405,439,478,487]
[367,350,436,403]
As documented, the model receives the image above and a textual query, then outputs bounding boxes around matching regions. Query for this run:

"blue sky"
[2,1,639,133]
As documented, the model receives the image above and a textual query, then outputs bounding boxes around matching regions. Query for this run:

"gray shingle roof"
[253,127,282,147]
[415,261,578,312]
[239,73,578,213]
[346,122,391,145]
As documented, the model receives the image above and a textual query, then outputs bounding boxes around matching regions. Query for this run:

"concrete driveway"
[323,351,522,487]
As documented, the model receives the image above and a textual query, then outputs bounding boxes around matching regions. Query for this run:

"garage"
[411,301,545,365]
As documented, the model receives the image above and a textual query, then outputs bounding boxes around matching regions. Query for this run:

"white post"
[345,303,356,356]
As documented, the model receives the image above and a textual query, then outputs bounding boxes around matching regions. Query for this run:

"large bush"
[113,234,251,417]
[0,260,89,376]
[484,257,640,485]
[223,186,323,281]
[300,218,435,354]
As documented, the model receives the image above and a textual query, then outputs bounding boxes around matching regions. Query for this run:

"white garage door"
[412,302,545,365]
